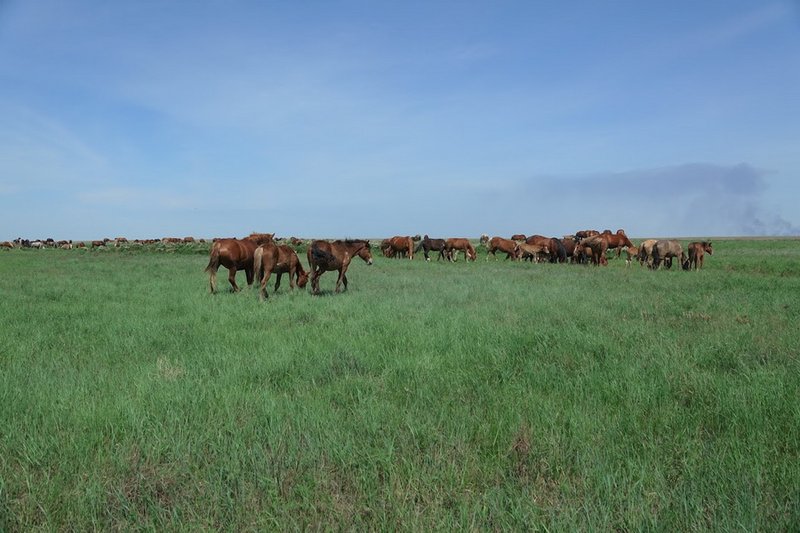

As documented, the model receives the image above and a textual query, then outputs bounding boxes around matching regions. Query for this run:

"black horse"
[415,235,448,261]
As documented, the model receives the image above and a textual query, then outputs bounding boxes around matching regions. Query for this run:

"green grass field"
[1,240,798,530]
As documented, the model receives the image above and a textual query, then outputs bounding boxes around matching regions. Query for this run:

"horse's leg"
[245,266,254,288]
[274,272,283,292]
[312,268,322,294]
[342,274,348,291]
[228,267,239,292]
[259,270,272,301]
[335,268,345,293]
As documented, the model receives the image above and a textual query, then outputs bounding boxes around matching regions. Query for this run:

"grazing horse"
[205,233,275,293]
[307,240,373,295]
[382,236,414,260]
[445,238,477,262]
[638,239,658,266]
[597,229,634,257]
[652,240,686,270]
[254,244,309,300]
[479,234,490,246]
[623,246,639,267]
[517,242,549,262]
[415,235,448,261]
[486,237,519,260]
[560,237,577,262]
[685,241,713,270]
[576,236,608,266]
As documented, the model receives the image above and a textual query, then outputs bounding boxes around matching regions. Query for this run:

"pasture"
[1,239,798,530]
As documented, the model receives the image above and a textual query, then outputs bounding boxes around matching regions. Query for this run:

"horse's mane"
[336,239,370,246]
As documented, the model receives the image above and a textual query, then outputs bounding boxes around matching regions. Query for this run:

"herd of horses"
[202,230,714,298]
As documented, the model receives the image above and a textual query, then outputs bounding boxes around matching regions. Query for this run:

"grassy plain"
[1,239,798,530]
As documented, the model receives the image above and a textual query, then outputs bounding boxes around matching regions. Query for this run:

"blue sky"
[1,1,799,239]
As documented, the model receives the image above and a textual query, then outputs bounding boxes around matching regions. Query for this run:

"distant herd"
[3,230,713,297]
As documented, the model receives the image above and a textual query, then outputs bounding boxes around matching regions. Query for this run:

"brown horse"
[576,235,608,266]
[205,233,274,293]
[307,240,373,295]
[254,244,309,300]
[445,238,476,261]
[685,241,713,270]
[511,234,527,241]
[486,236,519,260]
[597,229,634,257]
[382,236,414,259]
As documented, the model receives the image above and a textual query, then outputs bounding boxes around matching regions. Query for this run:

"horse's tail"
[205,243,220,273]
[253,245,264,284]
[205,243,221,293]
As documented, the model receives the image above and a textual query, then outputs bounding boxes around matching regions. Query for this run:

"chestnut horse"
[254,243,309,300]
[685,241,713,270]
[382,236,414,259]
[486,236,519,260]
[597,229,634,257]
[445,238,476,262]
[307,240,373,295]
[205,233,274,293]
[415,235,448,261]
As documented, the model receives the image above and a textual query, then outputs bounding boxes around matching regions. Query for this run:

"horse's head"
[704,242,713,255]
[358,242,373,265]
[296,270,309,288]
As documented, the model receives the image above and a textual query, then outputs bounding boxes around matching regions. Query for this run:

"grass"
[1,240,798,530]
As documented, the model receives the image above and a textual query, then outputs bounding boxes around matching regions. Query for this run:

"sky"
[1,0,799,240]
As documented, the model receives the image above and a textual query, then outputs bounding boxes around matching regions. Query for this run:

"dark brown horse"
[205,233,274,293]
[486,236,519,260]
[445,238,477,261]
[254,243,309,300]
[415,235,448,261]
[307,240,373,295]
[685,241,713,270]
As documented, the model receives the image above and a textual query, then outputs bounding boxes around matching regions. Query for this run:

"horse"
[382,236,414,260]
[638,239,658,267]
[560,236,577,262]
[253,243,309,300]
[415,235,448,261]
[575,229,599,240]
[576,235,608,266]
[205,233,275,293]
[652,240,686,270]
[445,238,476,262]
[623,246,639,267]
[517,242,549,262]
[0,241,13,249]
[685,241,713,270]
[479,234,490,246]
[511,234,527,242]
[307,240,373,295]
[486,237,519,260]
[548,238,567,263]
[597,229,634,257]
